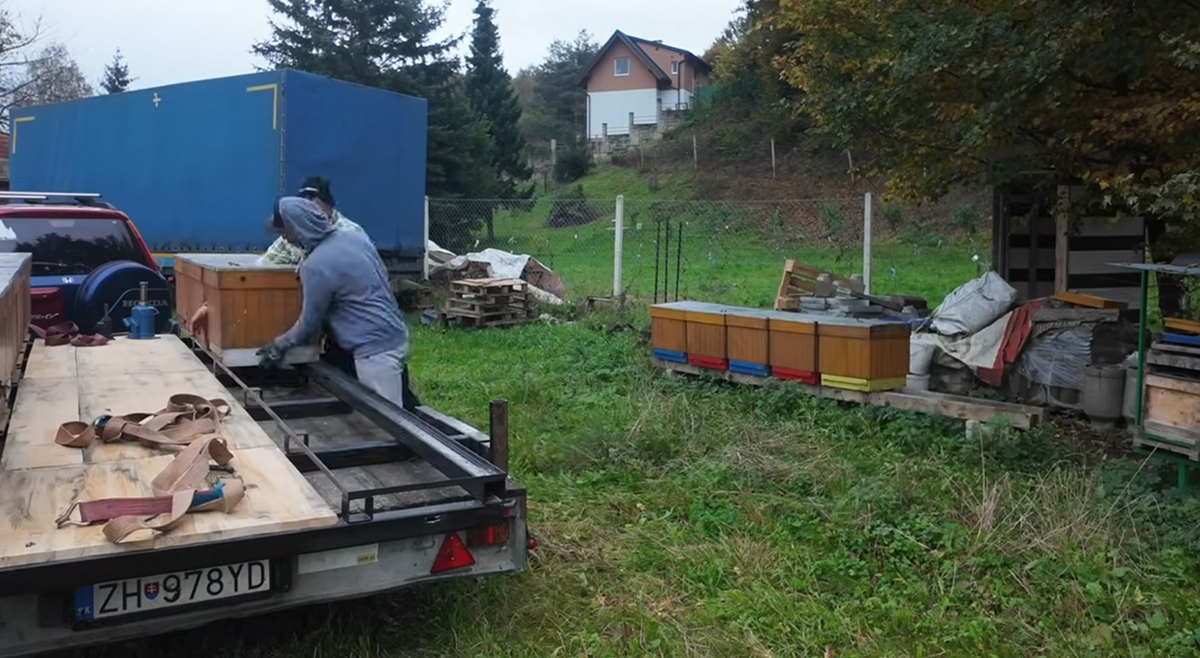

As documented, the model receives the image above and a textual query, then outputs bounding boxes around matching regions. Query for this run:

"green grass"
[478,167,987,307]
[75,317,1200,658]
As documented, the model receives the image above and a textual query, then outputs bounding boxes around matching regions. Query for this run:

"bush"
[819,202,846,233]
[882,203,904,228]
[953,205,981,235]
[554,146,593,184]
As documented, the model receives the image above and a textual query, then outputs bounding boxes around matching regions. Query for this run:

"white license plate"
[73,559,271,622]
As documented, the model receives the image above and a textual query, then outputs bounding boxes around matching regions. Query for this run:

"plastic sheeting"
[929,271,1017,336]
[429,244,567,303]
[1013,326,1094,391]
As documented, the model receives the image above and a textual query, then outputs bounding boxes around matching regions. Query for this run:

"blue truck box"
[9,69,427,275]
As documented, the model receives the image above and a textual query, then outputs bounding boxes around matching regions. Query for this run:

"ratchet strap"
[55,394,231,450]
[29,322,110,347]
[54,395,245,544]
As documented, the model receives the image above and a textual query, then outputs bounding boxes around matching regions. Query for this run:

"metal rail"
[301,361,509,500]
[186,337,508,517]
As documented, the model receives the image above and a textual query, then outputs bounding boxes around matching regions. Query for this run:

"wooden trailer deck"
[0,336,337,570]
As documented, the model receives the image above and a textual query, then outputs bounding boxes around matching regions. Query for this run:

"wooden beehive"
[684,302,729,370]
[817,319,910,392]
[0,253,31,388]
[767,312,819,384]
[649,302,689,363]
[726,308,774,377]
[1139,374,1200,460]
[174,254,320,367]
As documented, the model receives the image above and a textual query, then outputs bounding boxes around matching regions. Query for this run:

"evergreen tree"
[254,0,499,213]
[465,0,531,206]
[100,49,133,94]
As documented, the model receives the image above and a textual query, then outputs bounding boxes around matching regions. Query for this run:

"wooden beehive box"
[174,254,320,367]
[767,312,819,384]
[1139,374,1200,460]
[684,302,730,370]
[649,302,689,363]
[817,318,910,392]
[0,253,31,388]
[726,307,775,377]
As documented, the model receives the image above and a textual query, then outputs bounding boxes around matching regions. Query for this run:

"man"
[261,177,364,266]
[258,196,410,409]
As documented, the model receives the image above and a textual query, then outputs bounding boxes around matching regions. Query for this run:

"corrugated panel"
[10,71,284,252]
[283,70,427,256]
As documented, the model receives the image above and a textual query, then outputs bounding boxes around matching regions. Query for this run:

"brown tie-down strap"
[55,436,245,543]
[54,394,232,450]
[29,322,110,347]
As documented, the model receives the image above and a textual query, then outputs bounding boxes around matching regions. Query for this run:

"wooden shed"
[992,180,1144,309]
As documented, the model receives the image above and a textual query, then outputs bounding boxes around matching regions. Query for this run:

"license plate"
[73,559,271,622]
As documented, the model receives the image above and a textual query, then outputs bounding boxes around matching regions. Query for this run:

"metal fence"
[426,194,992,307]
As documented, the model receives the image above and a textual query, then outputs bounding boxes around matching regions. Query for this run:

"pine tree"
[465,0,532,207]
[100,49,133,94]
[254,0,500,229]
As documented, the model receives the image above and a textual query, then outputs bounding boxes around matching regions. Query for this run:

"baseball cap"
[297,177,335,208]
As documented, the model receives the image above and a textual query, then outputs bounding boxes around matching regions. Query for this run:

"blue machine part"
[73,260,171,335]
[10,69,428,260]
[124,304,159,339]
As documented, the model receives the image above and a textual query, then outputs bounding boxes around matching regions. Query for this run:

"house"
[576,30,712,144]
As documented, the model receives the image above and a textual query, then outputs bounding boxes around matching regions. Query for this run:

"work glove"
[256,342,285,370]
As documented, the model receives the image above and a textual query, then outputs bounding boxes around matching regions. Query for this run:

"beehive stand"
[0,336,336,569]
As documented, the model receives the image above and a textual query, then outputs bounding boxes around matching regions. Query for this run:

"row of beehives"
[650,301,912,393]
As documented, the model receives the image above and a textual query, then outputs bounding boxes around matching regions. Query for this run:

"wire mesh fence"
[427,195,993,307]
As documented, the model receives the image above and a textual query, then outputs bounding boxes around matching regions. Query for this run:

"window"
[614,57,630,76]
[0,216,146,274]
[671,61,680,75]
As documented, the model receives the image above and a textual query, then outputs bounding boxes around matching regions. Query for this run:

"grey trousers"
[355,347,406,408]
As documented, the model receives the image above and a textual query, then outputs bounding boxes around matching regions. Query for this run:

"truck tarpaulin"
[9,69,427,268]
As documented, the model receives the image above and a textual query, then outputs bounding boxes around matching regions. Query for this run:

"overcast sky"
[7,0,741,90]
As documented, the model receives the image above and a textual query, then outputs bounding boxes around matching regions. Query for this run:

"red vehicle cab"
[0,191,172,334]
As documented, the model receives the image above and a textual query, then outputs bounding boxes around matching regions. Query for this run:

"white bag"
[929,271,1017,336]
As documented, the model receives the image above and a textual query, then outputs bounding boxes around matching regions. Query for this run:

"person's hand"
[256,342,285,369]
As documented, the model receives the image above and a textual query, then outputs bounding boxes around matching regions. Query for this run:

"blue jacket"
[273,197,408,359]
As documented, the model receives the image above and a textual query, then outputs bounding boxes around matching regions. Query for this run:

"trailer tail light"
[468,522,510,547]
[430,532,476,574]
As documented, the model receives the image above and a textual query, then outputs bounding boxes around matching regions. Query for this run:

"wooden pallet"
[775,260,863,311]
[443,277,533,328]
[656,359,1045,430]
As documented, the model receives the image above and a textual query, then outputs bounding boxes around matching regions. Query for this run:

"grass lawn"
[72,168,1200,657]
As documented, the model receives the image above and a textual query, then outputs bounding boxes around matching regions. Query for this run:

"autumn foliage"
[765,0,1200,216]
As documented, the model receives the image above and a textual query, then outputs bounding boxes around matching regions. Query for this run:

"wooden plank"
[1070,286,1141,310]
[21,343,76,380]
[0,446,335,569]
[1165,318,1200,335]
[1152,341,1200,357]
[1146,350,1200,373]
[1053,291,1128,310]
[1055,185,1070,293]
[656,359,1043,430]
[0,334,337,568]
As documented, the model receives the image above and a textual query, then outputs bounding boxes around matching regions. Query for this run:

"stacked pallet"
[444,278,532,328]
[0,253,32,394]
[650,301,910,392]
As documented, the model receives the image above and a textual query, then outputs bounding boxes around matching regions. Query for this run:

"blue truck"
[9,69,428,277]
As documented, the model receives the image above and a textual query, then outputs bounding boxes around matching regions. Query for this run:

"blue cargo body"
[9,69,427,272]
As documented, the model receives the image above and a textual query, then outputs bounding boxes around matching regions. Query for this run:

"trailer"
[0,332,527,656]
[8,69,428,279]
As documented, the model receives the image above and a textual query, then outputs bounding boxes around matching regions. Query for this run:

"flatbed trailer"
[0,335,527,657]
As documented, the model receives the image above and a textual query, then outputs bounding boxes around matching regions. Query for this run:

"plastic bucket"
[906,373,931,391]
[909,342,936,376]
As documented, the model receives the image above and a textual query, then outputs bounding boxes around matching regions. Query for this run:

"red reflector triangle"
[431,532,476,574]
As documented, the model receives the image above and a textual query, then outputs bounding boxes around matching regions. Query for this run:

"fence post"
[771,137,777,179]
[613,195,625,297]
[422,196,431,281]
[862,192,873,295]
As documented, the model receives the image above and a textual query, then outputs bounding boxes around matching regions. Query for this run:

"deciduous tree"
[772,0,1200,217]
